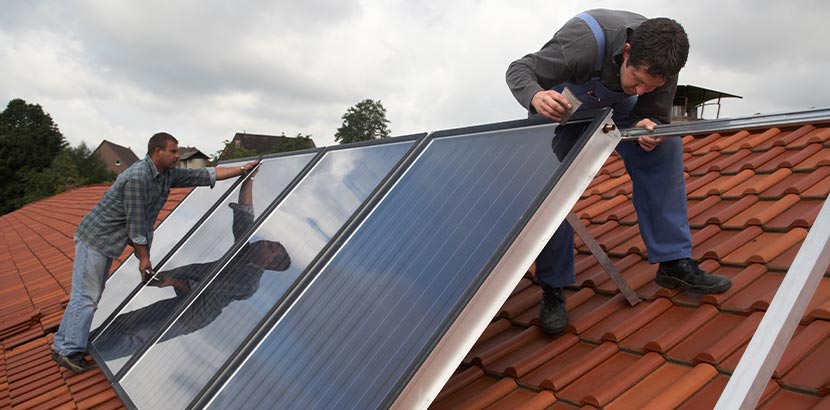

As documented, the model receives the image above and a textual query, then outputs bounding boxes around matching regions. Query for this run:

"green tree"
[334,99,390,144]
[19,150,80,205]
[0,99,67,213]
[13,142,115,208]
[212,133,315,163]
[68,142,115,184]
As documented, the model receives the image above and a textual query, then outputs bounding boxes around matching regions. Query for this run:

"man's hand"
[241,159,259,175]
[635,118,664,152]
[147,276,192,293]
[531,90,572,121]
[139,257,153,283]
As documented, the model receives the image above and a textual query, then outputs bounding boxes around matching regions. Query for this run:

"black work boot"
[655,258,732,294]
[52,350,94,374]
[539,285,568,335]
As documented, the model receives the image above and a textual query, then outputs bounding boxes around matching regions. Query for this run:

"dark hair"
[147,132,178,155]
[628,17,689,79]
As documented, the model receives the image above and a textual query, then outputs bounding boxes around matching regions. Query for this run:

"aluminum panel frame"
[391,109,619,409]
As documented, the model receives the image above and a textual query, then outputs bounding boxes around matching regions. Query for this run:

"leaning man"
[51,132,258,373]
[506,9,732,335]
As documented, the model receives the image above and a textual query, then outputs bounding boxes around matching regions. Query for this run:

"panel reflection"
[120,141,414,410]
[90,160,245,334]
[92,153,316,374]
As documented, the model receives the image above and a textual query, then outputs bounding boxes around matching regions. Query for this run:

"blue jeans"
[53,239,113,355]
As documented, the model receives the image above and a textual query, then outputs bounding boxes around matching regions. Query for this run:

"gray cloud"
[1,1,828,153]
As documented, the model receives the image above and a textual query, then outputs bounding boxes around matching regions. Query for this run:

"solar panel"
[199,113,618,409]
[90,152,318,377]
[89,160,245,335]
[116,138,418,410]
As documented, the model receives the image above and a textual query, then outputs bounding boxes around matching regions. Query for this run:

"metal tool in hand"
[558,86,583,125]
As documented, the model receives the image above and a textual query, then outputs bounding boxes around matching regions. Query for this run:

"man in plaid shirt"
[52,132,259,373]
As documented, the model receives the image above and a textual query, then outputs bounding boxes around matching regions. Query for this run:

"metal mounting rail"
[715,195,830,410]
[620,107,830,140]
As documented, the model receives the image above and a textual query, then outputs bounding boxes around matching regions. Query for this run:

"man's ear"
[622,43,632,67]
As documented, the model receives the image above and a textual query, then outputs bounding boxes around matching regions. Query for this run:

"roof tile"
[700,264,768,306]
[756,143,824,173]
[581,298,673,343]
[677,376,780,410]
[794,148,830,171]
[620,304,719,353]
[732,128,781,152]
[800,169,830,198]
[684,171,720,197]
[722,272,784,314]
[721,228,808,265]
[759,388,825,409]
[521,342,618,391]
[754,126,808,151]
[723,195,801,229]
[762,166,830,199]
[774,320,830,378]
[603,362,705,410]
[667,311,763,365]
[685,151,721,175]
[558,351,664,407]
[502,333,580,378]
[430,370,517,410]
[722,168,792,199]
[692,195,759,227]
[694,226,763,260]
[688,169,755,199]
[784,126,830,149]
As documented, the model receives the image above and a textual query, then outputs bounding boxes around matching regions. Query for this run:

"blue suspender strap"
[575,12,605,76]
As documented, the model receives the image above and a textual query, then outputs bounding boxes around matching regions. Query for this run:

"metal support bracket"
[567,211,640,306]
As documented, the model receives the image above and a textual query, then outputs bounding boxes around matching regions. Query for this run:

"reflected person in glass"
[94,173,290,362]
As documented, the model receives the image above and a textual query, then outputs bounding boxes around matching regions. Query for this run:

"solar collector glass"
[90,160,246,335]
[90,153,317,375]
[117,140,416,410]
[206,123,586,409]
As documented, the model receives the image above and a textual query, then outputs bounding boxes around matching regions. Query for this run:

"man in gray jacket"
[506,9,731,335]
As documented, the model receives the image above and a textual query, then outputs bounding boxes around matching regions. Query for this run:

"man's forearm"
[133,243,153,282]
[215,165,247,181]
[216,160,259,181]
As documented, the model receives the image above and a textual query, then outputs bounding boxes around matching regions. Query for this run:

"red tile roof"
[1,116,828,409]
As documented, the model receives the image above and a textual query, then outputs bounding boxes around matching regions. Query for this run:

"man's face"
[620,46,667,96]
[250,240,291,271]
[155,141,180,171]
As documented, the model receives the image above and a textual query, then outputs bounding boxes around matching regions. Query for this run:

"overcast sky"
[2,0,828,156]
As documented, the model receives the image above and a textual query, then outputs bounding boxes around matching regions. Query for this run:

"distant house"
[218,132,316,160]
[93,140,140,175]
[178,147,210,169]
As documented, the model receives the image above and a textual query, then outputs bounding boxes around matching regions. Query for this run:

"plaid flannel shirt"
[76,155,216,258]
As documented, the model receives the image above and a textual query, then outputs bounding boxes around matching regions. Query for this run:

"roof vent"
[672,85,742,121]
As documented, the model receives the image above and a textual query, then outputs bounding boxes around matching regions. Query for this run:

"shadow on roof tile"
[677,376,780,410]
[605,362,716,410]
[559,351,663,407]
[521,341,617,391]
